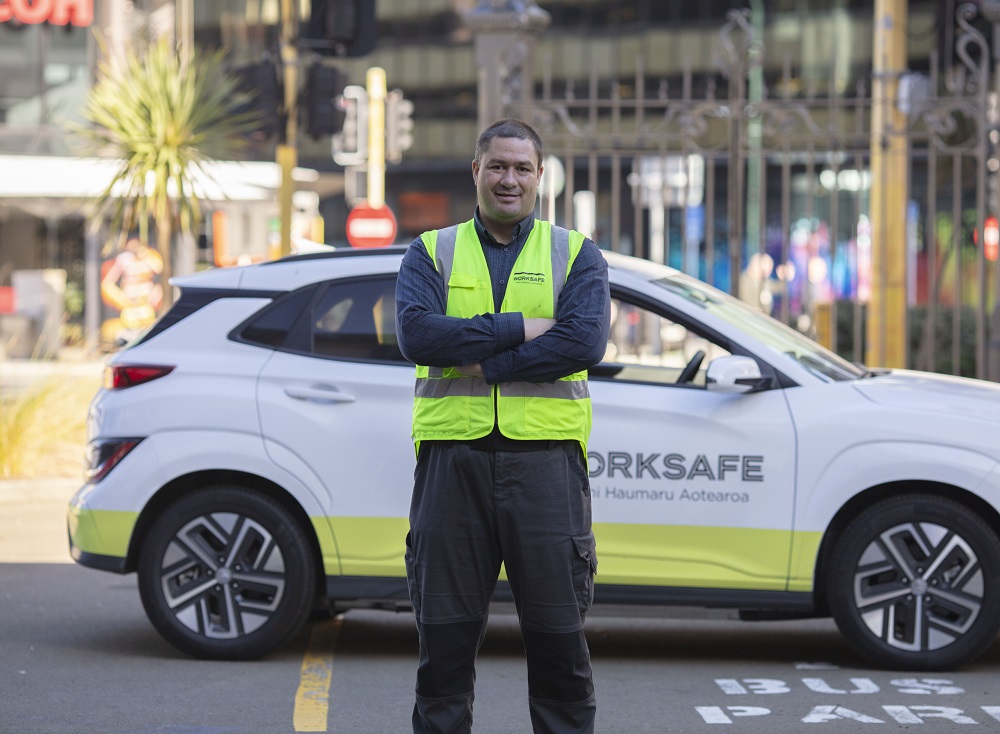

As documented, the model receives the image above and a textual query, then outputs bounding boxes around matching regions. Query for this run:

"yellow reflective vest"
[412,219,592,449]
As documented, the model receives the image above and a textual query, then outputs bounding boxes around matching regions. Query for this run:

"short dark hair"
[474,118,543,167]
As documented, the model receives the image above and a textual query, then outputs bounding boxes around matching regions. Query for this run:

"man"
[395,118,610,734]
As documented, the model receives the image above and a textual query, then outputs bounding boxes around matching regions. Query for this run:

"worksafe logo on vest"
[511,271,547,284]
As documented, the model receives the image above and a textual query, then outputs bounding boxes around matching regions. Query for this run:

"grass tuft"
[0,377,98,479]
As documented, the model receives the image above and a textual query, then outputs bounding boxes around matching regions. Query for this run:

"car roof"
[170,245,409,292]
[602,250,680,282]
[171,245,679,294]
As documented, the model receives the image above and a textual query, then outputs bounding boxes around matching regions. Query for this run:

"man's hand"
[454,319,554,378]
[524,318,556,342]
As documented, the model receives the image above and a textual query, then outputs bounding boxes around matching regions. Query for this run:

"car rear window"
[234,276,407,364]
[132,287,277,347]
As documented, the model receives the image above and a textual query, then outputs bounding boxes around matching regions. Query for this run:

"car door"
[587,290,797,592]
[255,275,415,578]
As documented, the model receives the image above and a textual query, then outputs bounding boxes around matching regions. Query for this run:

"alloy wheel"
[159,512,287,639]
[852,521,984,653]
[138,486,315,659]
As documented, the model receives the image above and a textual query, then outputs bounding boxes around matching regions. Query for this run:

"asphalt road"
[5,479,1000,733]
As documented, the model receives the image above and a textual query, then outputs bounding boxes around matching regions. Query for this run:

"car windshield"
[652,272,867,382]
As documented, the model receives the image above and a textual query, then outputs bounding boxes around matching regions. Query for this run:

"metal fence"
[501,6,1000,378]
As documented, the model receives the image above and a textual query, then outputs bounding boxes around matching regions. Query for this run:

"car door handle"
[283,385,356,404]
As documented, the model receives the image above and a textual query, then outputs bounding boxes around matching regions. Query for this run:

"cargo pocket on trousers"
[404,531,421,618]
[571,531,597,618]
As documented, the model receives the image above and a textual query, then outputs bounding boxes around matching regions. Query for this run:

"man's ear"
[471,159,479,184]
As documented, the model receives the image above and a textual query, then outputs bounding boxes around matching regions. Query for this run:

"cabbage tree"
[74,38,261,308]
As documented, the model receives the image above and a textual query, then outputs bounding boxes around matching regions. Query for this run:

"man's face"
[472,136,543,230]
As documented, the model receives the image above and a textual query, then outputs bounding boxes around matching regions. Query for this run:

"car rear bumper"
[68,527,128,573]
[67,483,139,572]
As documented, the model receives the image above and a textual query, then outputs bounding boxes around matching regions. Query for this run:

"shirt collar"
[473,207,535,248]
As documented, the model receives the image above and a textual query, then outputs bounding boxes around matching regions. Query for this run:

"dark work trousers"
[405,440,598,734]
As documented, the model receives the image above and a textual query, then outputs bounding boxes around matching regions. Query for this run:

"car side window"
[603,297,730,386]
[310,277,406,363]
[238,287,315,348]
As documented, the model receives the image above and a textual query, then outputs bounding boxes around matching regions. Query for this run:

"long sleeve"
[396,227,610,384]
[395,236,525,368]
[480,238,610,384]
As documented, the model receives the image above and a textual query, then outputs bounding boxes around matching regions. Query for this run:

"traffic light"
[385,89,414,163]
[331,85,368,166]
[231,62,281,139]
[303,64,346,138]
[301,0,377,58]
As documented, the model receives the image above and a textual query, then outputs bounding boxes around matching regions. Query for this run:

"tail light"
[85,438,143,483]
[104,364,174,390]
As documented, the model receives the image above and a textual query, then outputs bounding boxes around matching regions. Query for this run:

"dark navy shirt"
[395,209,610,385]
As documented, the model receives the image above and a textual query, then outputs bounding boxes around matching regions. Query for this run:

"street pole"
[746,0,764,283]
[277,0,298,259]
[176,0,192,62]
[867,0,908,368]
[367,67,386,209]
[983,2,1000,380]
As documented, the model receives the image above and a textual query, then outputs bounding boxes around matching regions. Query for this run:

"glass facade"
[0,0,961,357]
[0,1,943,165]
[0,9,93,155]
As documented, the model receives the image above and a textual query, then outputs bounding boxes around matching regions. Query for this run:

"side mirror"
[706,356,772,394]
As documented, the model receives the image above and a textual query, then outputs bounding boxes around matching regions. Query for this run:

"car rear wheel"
[827,494,1000,670]
[137,485,316,659]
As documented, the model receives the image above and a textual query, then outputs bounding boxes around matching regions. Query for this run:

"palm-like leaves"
[74,38,263,308]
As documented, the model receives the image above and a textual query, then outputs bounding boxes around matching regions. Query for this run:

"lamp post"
[867,0,908,369]
[979,1,1000,379]
[277,0,298,259]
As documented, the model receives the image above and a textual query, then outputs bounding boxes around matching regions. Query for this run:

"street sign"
[346,203,397,248]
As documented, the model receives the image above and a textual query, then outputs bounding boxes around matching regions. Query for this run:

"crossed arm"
[395,238,610,384]
[456,317,555,377]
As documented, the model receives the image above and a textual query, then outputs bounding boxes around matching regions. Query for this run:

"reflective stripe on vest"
[431,223,573,316]
[412,219,591,445]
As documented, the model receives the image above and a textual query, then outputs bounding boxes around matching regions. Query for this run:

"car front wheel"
[137,485,317,659]
[827,494,1000,670]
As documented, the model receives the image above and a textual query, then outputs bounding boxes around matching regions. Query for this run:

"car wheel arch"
[124,469,325,598]
[811,479,1000,614]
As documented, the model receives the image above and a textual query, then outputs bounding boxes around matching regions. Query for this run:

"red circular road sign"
[346,203,397,248]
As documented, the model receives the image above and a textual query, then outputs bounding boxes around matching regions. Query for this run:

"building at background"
[0,0,972,359]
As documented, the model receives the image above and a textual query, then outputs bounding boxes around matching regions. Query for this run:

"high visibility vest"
[412,219,592,449]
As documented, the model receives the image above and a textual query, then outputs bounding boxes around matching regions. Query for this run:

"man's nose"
[500,167,517,186]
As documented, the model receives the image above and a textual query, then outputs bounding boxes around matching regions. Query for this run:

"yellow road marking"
[293,617,342,732]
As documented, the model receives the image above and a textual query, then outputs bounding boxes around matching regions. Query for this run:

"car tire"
[137,485,317,660]
[827,493,1000,670]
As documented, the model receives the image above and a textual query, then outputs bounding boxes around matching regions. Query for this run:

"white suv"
[69,246,1000,669]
